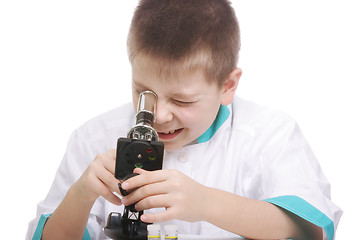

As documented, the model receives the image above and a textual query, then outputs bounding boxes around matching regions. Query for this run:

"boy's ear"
[221,68,242,105]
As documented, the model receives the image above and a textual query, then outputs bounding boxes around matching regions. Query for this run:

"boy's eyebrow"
[132,80,149,90]
[132,79,200,99]
[132,80,143,87]
[170,92,200,99]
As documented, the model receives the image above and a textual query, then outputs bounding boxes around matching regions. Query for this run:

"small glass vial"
[147,224,161,240]
[165,225,178,239]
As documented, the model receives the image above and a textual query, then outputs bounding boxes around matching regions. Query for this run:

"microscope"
[104,91,164,240]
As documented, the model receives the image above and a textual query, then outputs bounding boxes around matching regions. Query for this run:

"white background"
[0,1,359,239]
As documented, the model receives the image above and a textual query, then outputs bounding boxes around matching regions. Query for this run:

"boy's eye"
[173,99,196,106]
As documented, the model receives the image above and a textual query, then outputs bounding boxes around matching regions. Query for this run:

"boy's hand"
[72,149,122,206]
[121,168,208,223]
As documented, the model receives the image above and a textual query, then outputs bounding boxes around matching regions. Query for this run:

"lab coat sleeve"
[26,128,104,240]
[257,114,342,240]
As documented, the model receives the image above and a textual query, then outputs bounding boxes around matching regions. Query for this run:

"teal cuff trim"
[32,213,51,240]
[32,213,91,240]
[264,195,334,240]
[197,104,230,143]
[83,228,91,240]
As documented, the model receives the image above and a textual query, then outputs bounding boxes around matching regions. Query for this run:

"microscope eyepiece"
[136,91,157,126]
[128,91,159,141]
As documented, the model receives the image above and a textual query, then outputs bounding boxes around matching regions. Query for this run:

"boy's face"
[132,64,225,151]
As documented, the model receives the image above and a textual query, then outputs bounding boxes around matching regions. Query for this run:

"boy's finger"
[134,194,169,211]
[91,178,122,206]
[101,189,123,206]
[102,149,117,173]
[133,167,148,174]
[121,169,168,190]
[97,166,121,195]
[140,208,176,223]
[122,181,168,205]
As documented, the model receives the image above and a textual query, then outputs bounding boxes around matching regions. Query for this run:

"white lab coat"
[26,96,342,240]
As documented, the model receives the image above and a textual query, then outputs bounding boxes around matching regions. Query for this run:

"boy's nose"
[155,100,173,124]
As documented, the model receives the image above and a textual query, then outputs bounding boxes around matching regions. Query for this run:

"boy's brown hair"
[128,0,240,86]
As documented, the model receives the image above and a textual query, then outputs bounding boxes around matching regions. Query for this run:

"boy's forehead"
[132,61,218,97]
[132,59,206,84]
[131,50,214,82]
[132,66,206,88]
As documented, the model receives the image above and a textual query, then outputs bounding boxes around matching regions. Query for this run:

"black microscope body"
[104,91,164,240]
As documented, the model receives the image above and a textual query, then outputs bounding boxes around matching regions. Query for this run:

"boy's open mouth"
[157,128,183,140]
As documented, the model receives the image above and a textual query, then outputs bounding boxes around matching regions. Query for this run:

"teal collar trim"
[264,195,334,240]
[197,104,230,143]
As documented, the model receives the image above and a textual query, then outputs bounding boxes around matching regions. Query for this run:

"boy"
[27,0,341,239]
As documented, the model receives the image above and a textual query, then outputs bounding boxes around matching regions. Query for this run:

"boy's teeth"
[163,130,176,134]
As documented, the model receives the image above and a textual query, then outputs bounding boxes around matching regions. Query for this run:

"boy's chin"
[163,143,182,151]
[162,139,197,152]
[162,139,186,151]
